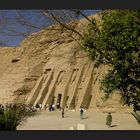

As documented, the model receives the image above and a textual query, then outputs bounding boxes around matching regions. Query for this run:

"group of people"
[1,102,112,127]
[35,103,67,112]
[35,103,67,118]
[48,104,55,111]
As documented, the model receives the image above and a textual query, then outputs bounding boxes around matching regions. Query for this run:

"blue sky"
[0,10,100,47]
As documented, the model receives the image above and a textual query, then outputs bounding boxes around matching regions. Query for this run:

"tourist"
[52,104,55,111]
[31,105,36,112]
[80,106,84,119]
[61,108,65,118]
[56,102,60,109]
[36,103,40,110]
[49,105,52,111]
[39,103,42,110]
[106,112,112,127]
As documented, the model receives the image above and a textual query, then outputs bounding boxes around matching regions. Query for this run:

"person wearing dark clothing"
[36,104,39,109]
[57,103,60,109]
[80,106,84,119]
[106,112,112,127]
[62,108,65,118]
[49,105,52,111]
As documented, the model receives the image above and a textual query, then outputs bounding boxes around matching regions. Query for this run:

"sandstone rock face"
[0,14,125,111]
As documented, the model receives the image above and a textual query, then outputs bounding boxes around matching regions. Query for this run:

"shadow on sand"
[111,125,117,127]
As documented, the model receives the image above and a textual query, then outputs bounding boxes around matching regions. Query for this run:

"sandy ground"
[17,109,140,130]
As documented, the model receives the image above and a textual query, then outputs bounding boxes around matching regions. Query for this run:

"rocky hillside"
[0,13,127,112]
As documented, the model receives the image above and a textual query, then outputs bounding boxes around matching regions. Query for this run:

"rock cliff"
[0,13,127,111]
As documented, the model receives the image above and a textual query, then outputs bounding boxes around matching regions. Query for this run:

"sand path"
[17,110,140,130]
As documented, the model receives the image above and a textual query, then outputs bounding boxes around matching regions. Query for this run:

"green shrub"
[0,104,35,130]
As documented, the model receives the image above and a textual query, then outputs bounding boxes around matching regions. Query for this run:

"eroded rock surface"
[0,14,126,111]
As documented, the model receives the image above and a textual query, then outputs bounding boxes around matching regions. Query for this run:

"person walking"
[106,112,112,127]
[80,106,84,119]
[56,102,60,109]
[61,108,65,118]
